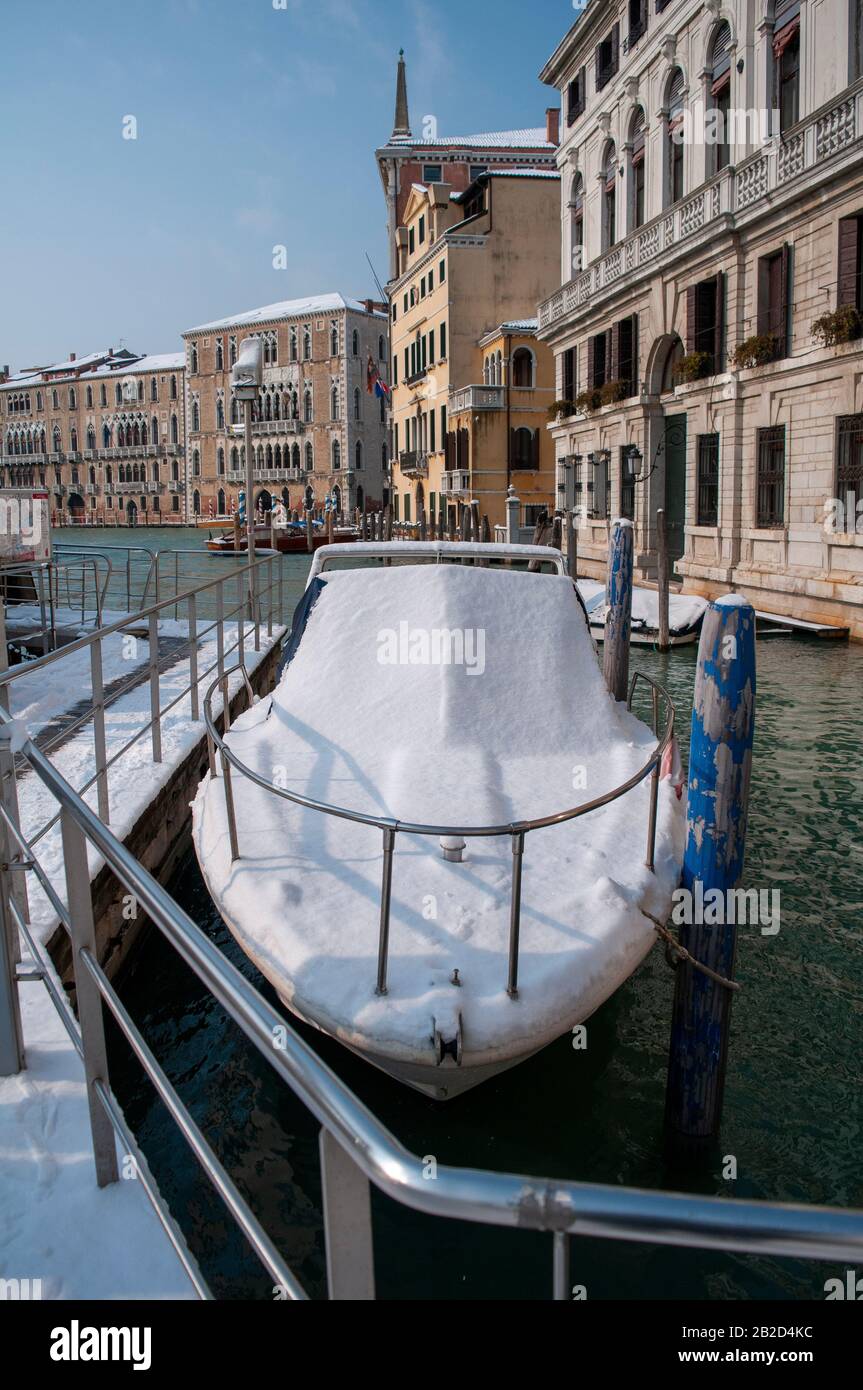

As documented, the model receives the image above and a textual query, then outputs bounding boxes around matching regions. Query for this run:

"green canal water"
[96,529,862,1300]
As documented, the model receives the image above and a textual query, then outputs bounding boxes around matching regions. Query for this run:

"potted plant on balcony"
[674,351,713,384]
[598,379,627,406]
[574,387,603,415]
[730,334,780,369]
[547,399,577,422]
[811,306,863,347]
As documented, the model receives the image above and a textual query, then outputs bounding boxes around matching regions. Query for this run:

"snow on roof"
[389,128,556,149]
[89,352,185,377]
[451,168,561,201]
[501,318,540,331]
[1,350,184,391]
[194,563,684,1065]
[185,293,386,335]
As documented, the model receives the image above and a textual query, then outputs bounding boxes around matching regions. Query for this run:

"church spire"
[391,48,411,139]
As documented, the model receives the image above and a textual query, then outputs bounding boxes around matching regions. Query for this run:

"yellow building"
[388,169,561,528]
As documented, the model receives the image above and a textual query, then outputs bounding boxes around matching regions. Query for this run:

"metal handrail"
[2,714,863,1305]
[203,660,675,996]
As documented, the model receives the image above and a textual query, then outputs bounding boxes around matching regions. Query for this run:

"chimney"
[546,108,560,146]
[69,352,76,362]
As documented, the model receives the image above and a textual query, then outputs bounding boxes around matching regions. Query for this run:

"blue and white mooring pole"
[665,593,756,1142]
[602,518,634,702]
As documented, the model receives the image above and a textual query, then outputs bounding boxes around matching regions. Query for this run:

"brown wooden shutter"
[631,312,639,388]
[757,256,770,337]
[587,336,596,388]
[713,275,725,370]
[685,287,697,353]
[531,429,540,469]
[837,216,860,307]
[595,45,602,88]
[779,243,791,356]
[611,23,619,73]
[610,322,620,382]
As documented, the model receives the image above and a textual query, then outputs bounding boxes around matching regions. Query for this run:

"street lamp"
[231,336,263,618]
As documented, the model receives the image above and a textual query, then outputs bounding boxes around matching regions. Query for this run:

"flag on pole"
[367,354,390,399]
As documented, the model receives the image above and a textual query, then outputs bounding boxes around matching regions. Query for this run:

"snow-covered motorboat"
[193,542,685,1100]
[577,579,707,647]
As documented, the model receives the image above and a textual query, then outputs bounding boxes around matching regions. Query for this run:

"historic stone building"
[389,172,561,529]
[0,349,187,523]
[538,0,863,636]
[376,50,560,281]
[181,294,389,520]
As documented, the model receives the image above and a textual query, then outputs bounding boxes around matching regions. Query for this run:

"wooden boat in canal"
[205,522,358,555]
[577,579,708,647]
[193,542,684,1100]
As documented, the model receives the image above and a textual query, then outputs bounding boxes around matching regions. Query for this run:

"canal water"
[98,530,862,1300]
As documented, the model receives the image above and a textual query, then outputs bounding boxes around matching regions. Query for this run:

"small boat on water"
[577,579,708,647]
[193,541,685,1099]
[205,521,358,555]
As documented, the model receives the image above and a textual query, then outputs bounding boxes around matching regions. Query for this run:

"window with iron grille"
[757,426,786,527]
[620,448,636,520]
[836,414,863,532]
[696,433,719,526]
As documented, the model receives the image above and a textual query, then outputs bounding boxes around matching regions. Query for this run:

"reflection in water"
[108,635,863,1300]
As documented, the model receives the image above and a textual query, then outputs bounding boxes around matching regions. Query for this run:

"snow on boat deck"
[194,565,685,1072]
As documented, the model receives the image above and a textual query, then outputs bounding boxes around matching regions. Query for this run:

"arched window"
[216,398,224,430]
[87,425,96,450]
[115,383,123,405]
[230,397,239,424]
[215,340,224,371]
[378,335,385,361]
[512,348,534,388]
[331,384,339,420]
[290,327,298,361]
[89,465,96,485]
[304,442,313,471]
[192,449,200,477]
[629,109,646,230]
[570,173,585,275]
[382,443,388,472]
[70,427,78,452]
[273,392,280,419]
[86,386,93,407]
[304,389,313,423]
[193,489,201,516]
[190,344,198,373]
[218,488,226,515]
[666,68,686,206]
[217,447,225,476]
[352,328,359,356]
[332,439,341,470]
[707,23,732,173]
[355,440,363,470]
[274,444,282,468]
[69,387,76,408]
[230,446,239,471]
[170,375,177,399]
[601,142,617,250]
[151,415,158,444]
[103,424,111,448]
[151,377,158,401]
[53,425,62,453]
[171,414,179,444]
[354,387,361,420]
[266,444,273,469]
[137,381,144,402]
[264,391,272,421]
[773,0,800,132]
[106,464,113,485]
[192,400,200,432]
[331,323,339,356]
[303,327,311,359]
[511,427,538,470]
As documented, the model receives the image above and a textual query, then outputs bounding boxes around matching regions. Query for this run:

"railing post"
[148,610,162,763]
[253,561,261,653]
[90,639,110,824]
[216,581,225,680]
[0,731,24,1075]
[188,591,199,723]
[645,685,660,872]
[319,1128,376,1300]
[59,806,119,1186]
[237,571,245,668]
[507,830,525,998]
[267,558,274,639]
[552,1232,570,1301]
[374,827,396,996]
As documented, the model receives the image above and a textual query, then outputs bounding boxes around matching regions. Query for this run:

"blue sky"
[0,0,575,371]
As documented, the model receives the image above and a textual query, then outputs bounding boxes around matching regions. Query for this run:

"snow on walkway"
[0,615,285,1299]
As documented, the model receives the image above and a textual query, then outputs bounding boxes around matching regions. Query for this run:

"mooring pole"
[602,518,634,702]
[506,486,519,543]
[665,594,756,1143]
[656,507,670,653]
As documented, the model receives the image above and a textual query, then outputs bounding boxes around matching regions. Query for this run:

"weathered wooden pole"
[419,506,427,540]
[447,506,456,541]
[665,595,756,1143]
[470,500,481,542]
[327,507,334,544]
[384,506,393,541]
[305,509,314,553]
[460,505,470,542]
[481,514,491,544]
[233,513,242,555]
[602,518,634,702]
[566,508,577,578]
[656,507,670,652]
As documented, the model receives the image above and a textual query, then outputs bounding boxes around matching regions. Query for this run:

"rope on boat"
[642,912,742,993]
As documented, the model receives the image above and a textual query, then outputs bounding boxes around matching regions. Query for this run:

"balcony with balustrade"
[398,450,429,478]
[539,87,863,336]
[440,470,470,498]
[448,385,505,415]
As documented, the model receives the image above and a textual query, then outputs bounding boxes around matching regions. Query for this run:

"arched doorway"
[331,483,342,517]
[304,485,314,510]
[281,487,290,511]
[416,481,425,515]
[126,499,138,527]
[217,488,226,516]
[256,489,272,515]
[67,492,85,522]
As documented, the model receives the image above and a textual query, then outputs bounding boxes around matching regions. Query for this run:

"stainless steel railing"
[203,660,675,998]
[1,709,862,1303]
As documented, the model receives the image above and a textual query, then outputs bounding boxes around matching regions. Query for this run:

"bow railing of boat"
[203,661,676,998]
[2,705,863,1302]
